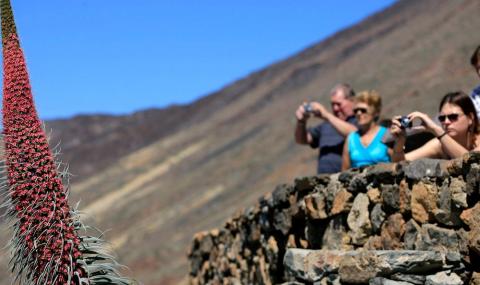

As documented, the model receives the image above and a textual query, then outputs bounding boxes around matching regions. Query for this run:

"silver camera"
[303,102,313,114]
[399,116,412,129]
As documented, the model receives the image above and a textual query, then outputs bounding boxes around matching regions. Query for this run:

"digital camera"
[399,116,412,129]
[303,102,313,114]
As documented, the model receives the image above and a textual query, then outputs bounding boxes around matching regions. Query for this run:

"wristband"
[437,131,448,140]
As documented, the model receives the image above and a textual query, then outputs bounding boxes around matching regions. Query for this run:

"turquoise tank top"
[348,126,390,168]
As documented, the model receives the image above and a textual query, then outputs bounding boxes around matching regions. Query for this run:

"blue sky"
[9,0,396,120]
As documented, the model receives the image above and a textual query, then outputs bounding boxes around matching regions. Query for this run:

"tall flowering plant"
[0,1,134,284]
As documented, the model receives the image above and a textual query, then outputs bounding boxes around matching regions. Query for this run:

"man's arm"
[341,136,351,171]
[311,102,357,137]
[295,120,313,145]
[322,112,357,137]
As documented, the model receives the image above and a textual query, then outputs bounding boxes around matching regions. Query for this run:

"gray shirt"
[309,116,356,174]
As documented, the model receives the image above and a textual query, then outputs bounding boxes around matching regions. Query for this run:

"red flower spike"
[0,1,134,284]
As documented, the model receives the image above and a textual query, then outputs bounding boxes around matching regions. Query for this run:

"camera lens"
[304,103,312,113]
[399,116,411,129]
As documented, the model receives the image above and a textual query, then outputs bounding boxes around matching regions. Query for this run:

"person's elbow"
[340,124,357,138]
[391,155,404,163]
[343,124,357,137]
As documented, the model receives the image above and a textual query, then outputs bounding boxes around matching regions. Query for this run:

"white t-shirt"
[472,85,480,119]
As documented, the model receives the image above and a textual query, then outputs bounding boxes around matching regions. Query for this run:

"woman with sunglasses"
[341,90,391,170]
[390,91,480,161]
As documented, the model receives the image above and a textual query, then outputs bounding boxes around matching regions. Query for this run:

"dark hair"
[470,45,480,67]
[332,83,355,99]
[439,91,479,134]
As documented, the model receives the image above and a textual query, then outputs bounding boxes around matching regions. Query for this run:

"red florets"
[2,31,86,284]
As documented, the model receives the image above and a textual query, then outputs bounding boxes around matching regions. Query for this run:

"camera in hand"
[303,102,313,114]
[399,116,412,129]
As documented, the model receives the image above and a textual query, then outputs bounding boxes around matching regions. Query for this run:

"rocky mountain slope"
[1,0,480,284]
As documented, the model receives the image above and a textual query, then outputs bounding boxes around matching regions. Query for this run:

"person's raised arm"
[294,103,313,145]
[310,102,357,137]
[390,116,407,162]
[408,111,469,159]
[341,136,351,171]
[390,112,450,161]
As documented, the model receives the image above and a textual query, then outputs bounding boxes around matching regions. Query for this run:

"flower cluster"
[1,0,133,284]
[2,17,85,285]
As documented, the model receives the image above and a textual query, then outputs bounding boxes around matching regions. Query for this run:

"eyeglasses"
[437,113,463,123]
[353,107,368,114]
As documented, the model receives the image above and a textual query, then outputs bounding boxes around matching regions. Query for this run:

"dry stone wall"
[188,153,480,284]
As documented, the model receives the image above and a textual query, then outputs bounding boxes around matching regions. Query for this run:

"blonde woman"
[342,91,391,170]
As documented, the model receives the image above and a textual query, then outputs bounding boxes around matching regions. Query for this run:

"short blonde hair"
[354,90,382,116]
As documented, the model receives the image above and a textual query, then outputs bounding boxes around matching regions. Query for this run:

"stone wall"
[188,153,480,284]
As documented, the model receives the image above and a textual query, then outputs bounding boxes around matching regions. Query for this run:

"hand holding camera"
[390,115,410,142]
[391,112,443,139]
[404,111,444,136]
[296,101,328,123]
[304,102,328,118]
[303,102,314,114]
[296,102,312,122]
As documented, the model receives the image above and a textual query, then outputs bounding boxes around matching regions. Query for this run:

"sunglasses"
[353,107,368,114]
[437,113,463,123]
